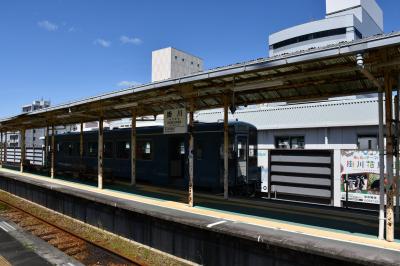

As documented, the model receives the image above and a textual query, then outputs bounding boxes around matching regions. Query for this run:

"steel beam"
[98,118,104,189]
[131,109,137,186]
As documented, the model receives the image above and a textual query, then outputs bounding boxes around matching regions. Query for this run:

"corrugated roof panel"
[195,98,380,130]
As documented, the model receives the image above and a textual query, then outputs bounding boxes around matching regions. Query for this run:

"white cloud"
[120,35,142,45]
[117,81,140,87]
[94,38,111,48]
[38,20,58,31]
[68,27,76,33]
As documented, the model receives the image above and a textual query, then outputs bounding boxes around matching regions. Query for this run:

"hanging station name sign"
[164,108,188,134]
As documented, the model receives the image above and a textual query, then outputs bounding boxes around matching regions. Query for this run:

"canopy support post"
[131,109,137,186]
[397,73,400,223]
[378,86,385,240]
[20,128,25,173]
[188,100,195,207]
[224,95,229,200]
[0,131,3,168]
[50,125,55,178]
[98,118,104,189]
[385,72,395,242]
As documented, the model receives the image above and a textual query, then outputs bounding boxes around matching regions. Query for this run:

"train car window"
[116,141,130,159]
[179,142,185,155]
[249,145,256,157]
[88,142,98,157]
[104,142,114,158]
[237,140,247,161]
[137,140,152,160]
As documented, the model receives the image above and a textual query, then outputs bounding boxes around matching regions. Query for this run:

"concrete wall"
[152,47,203,82]
[257,125,377,150]
[326,0,383,30]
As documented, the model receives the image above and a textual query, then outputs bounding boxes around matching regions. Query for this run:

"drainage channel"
[0,200,138,266]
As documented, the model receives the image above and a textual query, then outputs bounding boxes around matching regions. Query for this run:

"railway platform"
[0,167,399,266]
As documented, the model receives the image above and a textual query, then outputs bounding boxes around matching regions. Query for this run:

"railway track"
[0,200,138,266]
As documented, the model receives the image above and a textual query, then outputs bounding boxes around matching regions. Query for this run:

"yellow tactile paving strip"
[1,168,399,252]
[0,256,11,266]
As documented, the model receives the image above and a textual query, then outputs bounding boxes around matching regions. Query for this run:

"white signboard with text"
[164,108,187,134]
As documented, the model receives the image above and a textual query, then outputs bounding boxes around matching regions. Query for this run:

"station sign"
[164,108,187,134]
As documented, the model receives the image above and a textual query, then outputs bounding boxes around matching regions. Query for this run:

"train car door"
[236,135,248,184]
[168,137,186,181]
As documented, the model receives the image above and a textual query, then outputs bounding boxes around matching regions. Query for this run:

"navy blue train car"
[54,121,259,194]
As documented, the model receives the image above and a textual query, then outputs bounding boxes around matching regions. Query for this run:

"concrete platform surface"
[0,168,399,266]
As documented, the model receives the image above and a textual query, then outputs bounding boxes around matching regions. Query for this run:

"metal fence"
[0,147,45,166]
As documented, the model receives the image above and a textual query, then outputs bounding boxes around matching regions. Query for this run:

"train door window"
[249,145,256,157]
[358,135,377,150]
[88,142,98,157]
[237,139,247,161]
[137,140,152,161]
[104,142,114,158]
[116,141,130,159]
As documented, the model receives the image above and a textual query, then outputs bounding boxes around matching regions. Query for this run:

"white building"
[269,0,383,56]
[152,47,203,82]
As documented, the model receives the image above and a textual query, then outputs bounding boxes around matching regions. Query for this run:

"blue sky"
[0,0,399,118]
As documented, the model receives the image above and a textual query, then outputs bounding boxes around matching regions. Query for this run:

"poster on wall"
[258,149,269,193]
[340,150,382,204]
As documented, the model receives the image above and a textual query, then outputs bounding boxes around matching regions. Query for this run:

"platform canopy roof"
[1,32,400,130]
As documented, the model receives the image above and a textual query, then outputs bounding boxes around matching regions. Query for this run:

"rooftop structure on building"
[22,100,50,113]
[152,47,203,82]
[268,0,384,56]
